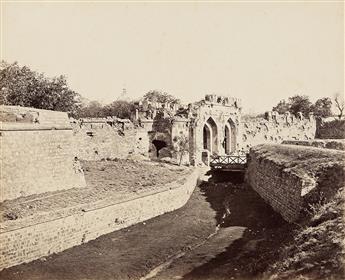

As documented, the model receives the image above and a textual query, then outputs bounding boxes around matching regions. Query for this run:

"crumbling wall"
[71,119,150,160]
[239,112,316,151]
[316,118,345,139]
[245,144,345,222]
[0,106,86,202]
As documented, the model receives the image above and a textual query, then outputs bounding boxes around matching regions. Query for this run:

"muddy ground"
[0,172,294,280]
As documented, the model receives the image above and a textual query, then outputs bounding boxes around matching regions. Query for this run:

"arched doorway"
[203,117,218,155]
[224,118,236,154]
[152,140,167,157]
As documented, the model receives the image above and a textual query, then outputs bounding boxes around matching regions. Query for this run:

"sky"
[1,1,344,113]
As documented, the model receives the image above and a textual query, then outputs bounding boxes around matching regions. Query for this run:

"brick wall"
[0,106,86,202]
[0,168,204,271]
[71,121,150,161]
[245,144,345,222]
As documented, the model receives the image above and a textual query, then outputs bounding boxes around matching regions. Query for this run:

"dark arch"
[203,117,218,155]
[152,140,167,157]
[224,118,236,154]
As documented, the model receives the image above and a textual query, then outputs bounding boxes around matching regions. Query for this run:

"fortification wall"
[239,113,316,151]
[71,120,150,161]
[316,118,345,139]
[245,144,345,222]
[0,106,86,202]
[0,168,203,271]
[282,139,345,151]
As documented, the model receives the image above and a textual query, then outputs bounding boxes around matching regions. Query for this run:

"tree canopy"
[0,61,81,115]
[143,90,180,104]
[272,94,333,118]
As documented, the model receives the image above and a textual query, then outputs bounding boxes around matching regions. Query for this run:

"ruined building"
[132,94,316,165]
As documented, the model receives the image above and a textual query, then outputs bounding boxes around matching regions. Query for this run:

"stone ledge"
[282,139,345,151]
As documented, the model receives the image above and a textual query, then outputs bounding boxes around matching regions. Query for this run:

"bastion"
[0,106,86,202]
[245,144,345,222]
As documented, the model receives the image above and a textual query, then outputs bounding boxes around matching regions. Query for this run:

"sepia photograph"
[0,1,344,279]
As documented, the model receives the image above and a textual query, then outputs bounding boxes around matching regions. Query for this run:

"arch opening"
[224,118,236,154]
[203,117,218,155]
[152,140,167,157]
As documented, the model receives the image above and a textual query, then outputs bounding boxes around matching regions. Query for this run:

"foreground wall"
[0,168,204,271]
[245,144,345,222]
[0,106,86,202]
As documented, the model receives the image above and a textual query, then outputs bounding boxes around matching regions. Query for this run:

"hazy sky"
[1,1,344,113]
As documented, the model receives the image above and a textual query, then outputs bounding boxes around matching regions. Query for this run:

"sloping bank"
[0,167,206,271]
[245,144,345,279]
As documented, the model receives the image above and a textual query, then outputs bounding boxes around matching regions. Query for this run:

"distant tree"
[334,93,345,119]
[103,100,135,119]
[77,101,104,118]
[288,95,313,117]
[272,100,290,114]
[0,61,81,115]
[143,90,180,104]
[312,97,332,118]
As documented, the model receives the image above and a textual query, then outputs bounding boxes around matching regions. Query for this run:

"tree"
[103,100,135,119]
[173,134,189,166]
[288,95,313,117]
[334,93,345,119]
[0,61,81,115]
[272,100,290,114]
[312,97,332,118]
[143,90,180,104]
[76,101,104,118]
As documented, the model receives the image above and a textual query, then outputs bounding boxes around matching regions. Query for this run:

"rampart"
[239,112,316,151]
[0,167,204,271]
[0,106,86,202]
[245,144,345,222]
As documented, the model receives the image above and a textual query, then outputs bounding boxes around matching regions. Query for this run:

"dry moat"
[0,160,294,280]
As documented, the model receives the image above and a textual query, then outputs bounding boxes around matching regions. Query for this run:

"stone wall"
[0,106,86,202]
[282,139,345,151]
[239,113,316,151]
[0,168,204,271]
[245,144,345,222]
[316,118,345,139]
[71,119,150,161]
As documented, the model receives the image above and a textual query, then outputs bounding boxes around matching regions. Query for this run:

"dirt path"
[0,172,293,280]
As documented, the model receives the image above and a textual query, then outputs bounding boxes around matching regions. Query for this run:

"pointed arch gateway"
[224,118,236,154]
[203,117,218,155]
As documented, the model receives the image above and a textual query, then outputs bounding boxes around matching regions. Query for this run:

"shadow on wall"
[181,171,294,280]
